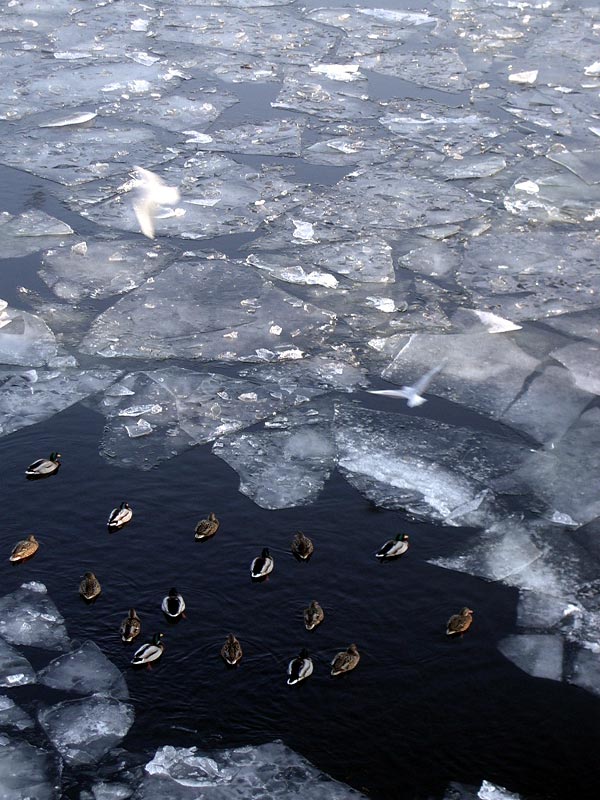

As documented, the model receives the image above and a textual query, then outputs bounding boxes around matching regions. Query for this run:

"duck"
[331,644,360,676]
[221,633,243,666]
[304,600,324,631]
[107,502,133,531]
[131,633,164,666]
[287,648,314,685]
[79,571,101,601]
[120,609,141,643]
[195,512,219,540]
[9,534,39,563]
[161,587,185,619]
[25,452,61,479]
[251,547,274,579]
[375,533,409,560]
[446,607,474,637]
[291,531,314,561]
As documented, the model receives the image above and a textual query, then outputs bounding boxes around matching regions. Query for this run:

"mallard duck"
[304,600,324,631]
[221,633,243,666]
[25,452,61,479]
[291,531,314,561]
[195,512,219,540]
[446,607,473,637]
[120,609,141,643]
[251,547,274,579]
[79,571,101,600]
[131,632,164,666]
[107,502,133,531]
[331,644,360,676]
[287,648,314,685]
[375,533,409,559]
[161,587,185,619]
[10,534,39,562]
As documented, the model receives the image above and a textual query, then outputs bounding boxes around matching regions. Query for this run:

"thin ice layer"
[0,734,59,800]
[38,641,129,699]
[0,696,34,731]
[0,639,36,688]
[0,583,69,652]
[0,210,74,259]
[79,258,335,362]
[38,694,134,766]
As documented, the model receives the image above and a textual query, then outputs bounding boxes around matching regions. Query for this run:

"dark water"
[2,400,600,799]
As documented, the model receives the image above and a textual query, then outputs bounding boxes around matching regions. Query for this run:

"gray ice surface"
[38,641,129,700]
[0,582,69,652]
[0,734,59,800]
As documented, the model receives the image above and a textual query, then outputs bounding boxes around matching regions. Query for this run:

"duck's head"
[152,633,164,644]
[129,608,137,617]
[461,607,473,616]
[227,633,236,642]
[50,452,61,461]
[168,587,178,597]
[261,547,270,558]
[348,643,359,654]
[28,534,37,542]
[83,571,95,579]
[209,512,217,520]
[120,501,129,509]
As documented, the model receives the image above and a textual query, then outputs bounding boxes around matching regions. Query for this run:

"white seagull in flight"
[131,166,180,239]
[368,361,447,407]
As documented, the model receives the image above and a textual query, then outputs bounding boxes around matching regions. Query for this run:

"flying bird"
[368,361,447,408]
[131,166,180,239]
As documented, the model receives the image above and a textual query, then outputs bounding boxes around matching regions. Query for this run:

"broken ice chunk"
[292,220,317,242]
[0,639,36,688]
[0,210,74,259]
[124,419,153,438]
[0,306,57,367]
[309,64,362,82]
[39,111,97,128]
[0,582,69,651]
[0,696,34,731]
[551,342,600,395]
[498,634,564,681]
[38,641,128,699]
[0,735,59,800]
[508,70,538,84]
[38,694,134,765]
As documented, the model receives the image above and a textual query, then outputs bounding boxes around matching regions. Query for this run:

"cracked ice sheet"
[380,331,539,420]
[74,155,308,240]
[0,124,178,187]
[305,7,436,58]
[359,47,470,92]
[0,304,58,368]
[247,237,395,284]
[39,240,177,302]
[504,164,600,225]
[154,7,340,66]
[0,696,33,731]
[551,341,600,395]
[79,257,335,362]
[0,210,73,259]
[0,582,69,651]
[272,73,378,121]
[185,119,303,156]
[456,228,600,321]
[498,408,600,528]
[333,402,530,525]
[0,368,120,439]
[0,734,59,800]
[0,60,184,121]
[302,122,396,167]
[213,399,336,509]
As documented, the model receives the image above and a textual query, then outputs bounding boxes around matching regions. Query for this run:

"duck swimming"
[10,534,39,563]
[25,452,60,479]
[195,512,219,540]
[331,644,360,676]
[446,607,473,637]
[375,533,409,560]
[304,600,324,631]
[287,648,314,685]
[79,571,101,601]
[161,587,185,619]
[251,548,274,579]
[291,531,314,561]
[120,609,141,643]
[131,633,164,666]
[107,502,132,531]
[221,633,243,666]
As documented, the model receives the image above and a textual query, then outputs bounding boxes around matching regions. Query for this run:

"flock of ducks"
[13,452,475,679]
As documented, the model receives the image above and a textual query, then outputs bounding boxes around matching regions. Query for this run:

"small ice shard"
[498,634,564,681]
[368,361,447,408]
[39,111,97,128]
[478,780,523,800]
[124,419,153,438]
[0,696,34,731]
[38,641,129,699]
[131,167,180,239]
[365,297,395,313]
[0,306,57,367]
[551,342,600,396]
[38,694,134,766]
[310,64,361,82]
[584,61,600,77]
[514,180,539,194]
[0,582,69,651]
[118,404,163,417]
[292,220,316,242]
[470,310,522,334]
[508,70,538,84]
[0,639,36,688]
[131,19,149,32]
